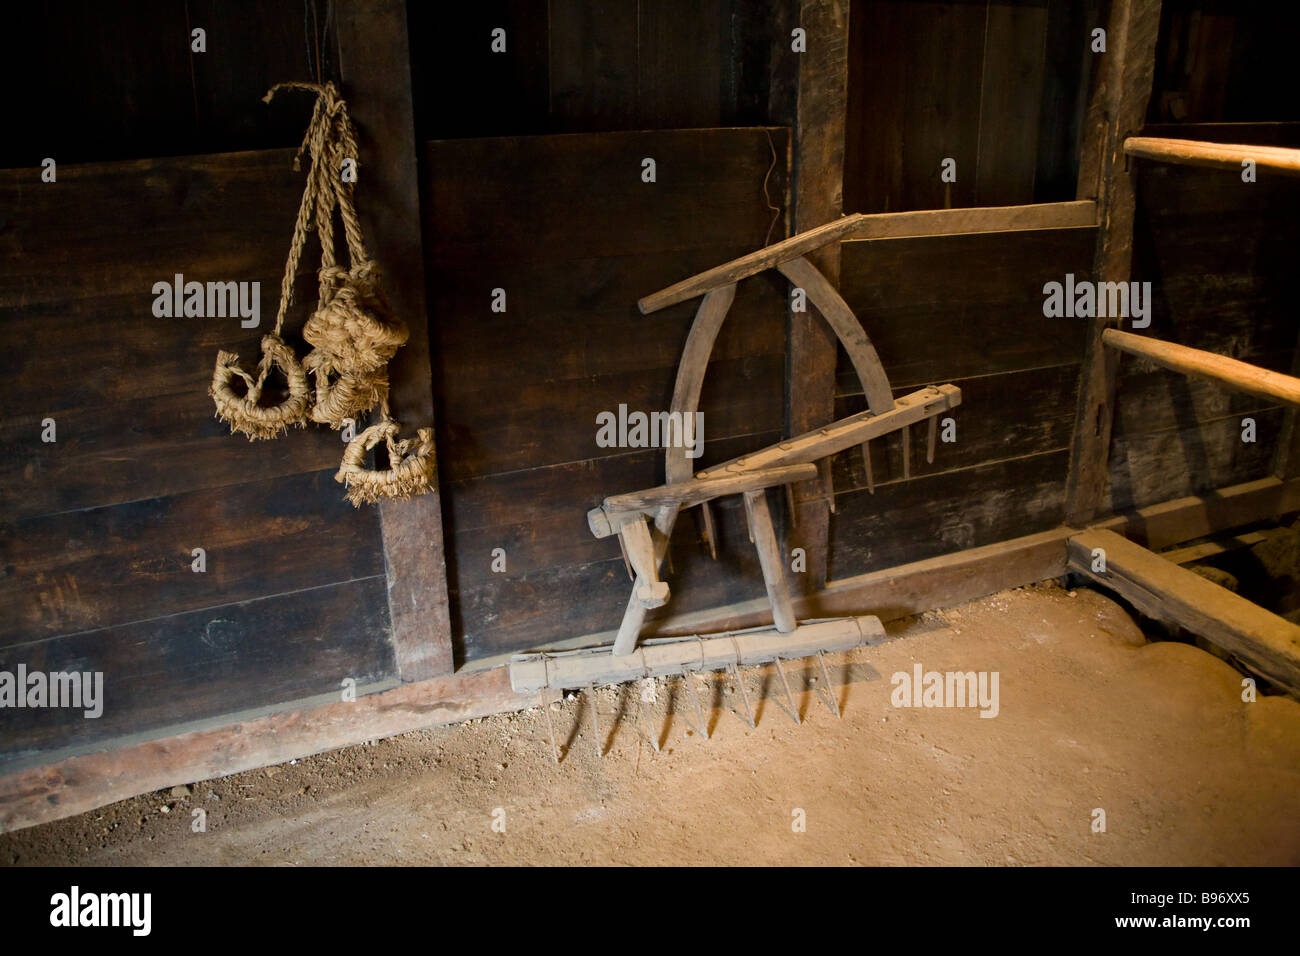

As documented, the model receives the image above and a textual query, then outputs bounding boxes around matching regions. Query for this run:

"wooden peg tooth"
[901,426,911,480]
[785,483,799,528]
[861,441,874,494]
[926,414,938,464]
[699,501,718,560]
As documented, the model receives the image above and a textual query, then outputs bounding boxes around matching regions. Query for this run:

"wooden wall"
[0,151,397,769]
[844,0,1098,213]
[4,1,1299,773]
[829,224,1096,577]
[407,0,775,139]
[6,2,322,166]
[1148,1,1300,125]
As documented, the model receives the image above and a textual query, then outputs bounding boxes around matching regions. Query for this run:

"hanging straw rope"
[270,81,409,430]
[210,80,435,504]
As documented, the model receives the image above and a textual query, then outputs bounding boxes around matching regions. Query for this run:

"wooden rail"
[1103,329,1300,406]
[1124,136,1300,177]
[637,200,1098,314]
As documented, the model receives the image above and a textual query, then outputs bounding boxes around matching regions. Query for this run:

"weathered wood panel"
[838,226,1097,389]
[1105,153,1300,510]
[831,364,1080,492]
[846,0,987,213]
[828,448,1069,579]
[0,575,394,770]
[844,0,1091,214]
[0,469,383,646]
[0,143,398,763]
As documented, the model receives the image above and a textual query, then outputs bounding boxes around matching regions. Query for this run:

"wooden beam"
[1069,529,1300,695]
[1124,136,1300,177]
[1103,328,1300,406]
[696,385,961,478]
[1064,0,1163,526]
[637,200,1099,314]
[336,0,453,680]
[1090,475,1300,551]
[1160,531,1269,566]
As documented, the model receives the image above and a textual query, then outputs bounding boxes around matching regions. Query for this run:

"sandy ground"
[2,582,1298,866]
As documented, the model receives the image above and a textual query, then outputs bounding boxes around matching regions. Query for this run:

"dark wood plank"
[832,363,1080,493]
[0,469,383,645]
[828,448,1069,580]
[0,387,344,522]
[1034,0,1098,202]
[0,575,395,771]
[844,0,988,213]
[337,0,454,681]
[637,0,724,128]
[1106,407,1283,514]
[838,225,1097,389]
[435,354,785,483]
[0,149,305,310]
[975,1,1049,206]
[547,0,639,132]
[425,129,788,264]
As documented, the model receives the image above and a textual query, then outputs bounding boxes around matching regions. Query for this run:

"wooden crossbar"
[1124,136,1300,177]
[637,200,1098,314]
[1103,329,1300,406]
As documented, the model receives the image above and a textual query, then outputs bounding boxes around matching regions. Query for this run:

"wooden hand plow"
[509,214,965,757]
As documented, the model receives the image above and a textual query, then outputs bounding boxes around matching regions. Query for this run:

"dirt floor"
[3,581,1298,866]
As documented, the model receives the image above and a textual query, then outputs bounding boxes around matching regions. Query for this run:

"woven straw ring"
[336,420,436,506]
[210,334,310,440]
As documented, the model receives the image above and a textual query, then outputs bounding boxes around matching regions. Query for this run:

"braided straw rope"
[211,80,434,504]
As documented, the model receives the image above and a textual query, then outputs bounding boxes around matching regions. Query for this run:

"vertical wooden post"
[335,0,455,679]
[1064,0,1162,526]
[778,0,850,590]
